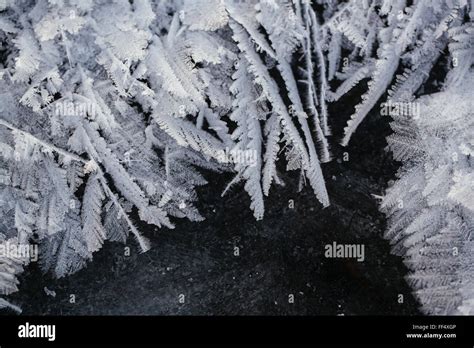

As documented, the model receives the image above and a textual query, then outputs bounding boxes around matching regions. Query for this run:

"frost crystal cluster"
[0,0,331,301]
[382,71,474,314]
[0,0,473,316]
[322,0,473,314]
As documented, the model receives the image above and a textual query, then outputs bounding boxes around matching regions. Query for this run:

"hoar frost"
[0,0,472,315]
